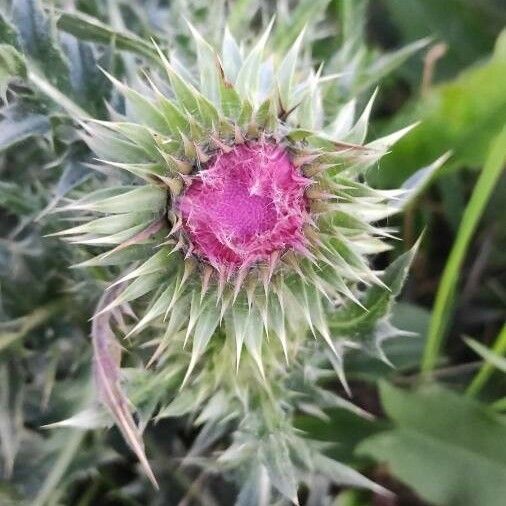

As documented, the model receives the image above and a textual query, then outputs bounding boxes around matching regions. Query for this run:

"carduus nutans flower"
[56,21,438,496]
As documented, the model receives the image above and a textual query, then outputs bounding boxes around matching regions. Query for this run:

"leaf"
[0,10,20,48]
[465,325,506,397]
[235,466,269,506]
[0,301,62,353]
[0,103,50,152]
[277,28,305,110]
[313,454,388,496]
[60,34,111,116]
[91,288,158,488]
[272,0,331,53]
[374,32,506,187]
[36,156,93,220]
[422,126,506,371]
[0,44,26,100]
[42,407,111,430]
[187,21,220,106]
[68,185,165,214]
[296,407,384,464]
[261,435,299,504]
[358,382,506,506]
[12,0,71,93]
[55,10,158,62]
[465,333,506,375]
[384,0,505,78]
[221,26,242,84]
[344,302,430,382]
[390,152,450,211]
[329,240,420,335]
[235,19,273,102]
[354,38,430,95]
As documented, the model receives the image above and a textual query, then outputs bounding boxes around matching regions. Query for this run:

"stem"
[466,325,506,397]
[421,127,506,372]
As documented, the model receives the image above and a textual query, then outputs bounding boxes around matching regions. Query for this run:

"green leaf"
[465,325,506,397]
[466,332,506,375]
[0,44,26,100]
[55,10,157,62]
[296,408,384,464]
[60,35,110,116]
[0,10,20,48]
[0,103,50,152]
[344,302,430,382]
[374,32,506,187]
[261,435,298,504]
[272,0,331,53]
[358,382,506,506]
[422,127,506,371]
[329,240,419,335]
[384,0,505,78]
[69,185,165,214]
[12,0,71,94]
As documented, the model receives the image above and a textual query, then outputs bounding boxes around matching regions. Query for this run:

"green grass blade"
[465,325,506,397]
[421,126,506,372]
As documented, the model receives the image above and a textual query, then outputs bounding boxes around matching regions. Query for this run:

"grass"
[421,126,506,372]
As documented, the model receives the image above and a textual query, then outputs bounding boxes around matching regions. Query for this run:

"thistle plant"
[48,21,442,500]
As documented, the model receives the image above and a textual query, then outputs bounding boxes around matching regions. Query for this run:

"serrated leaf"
[343,88,377,144]
[272,0,331,53]
[329,240,420,335]
[391,152,451,211]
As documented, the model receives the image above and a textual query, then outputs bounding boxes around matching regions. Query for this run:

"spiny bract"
[56,21,425,497]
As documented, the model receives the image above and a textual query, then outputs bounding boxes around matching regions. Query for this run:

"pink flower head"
[179,140,311,273]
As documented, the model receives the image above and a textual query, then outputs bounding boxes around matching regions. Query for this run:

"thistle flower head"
[179,139,310,273]
[58,22,419,383]
[49,18,444,499]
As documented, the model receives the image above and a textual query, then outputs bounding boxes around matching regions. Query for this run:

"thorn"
[159,176,184,195]
[233,266,249,303]
[210,136,233,153]
[179,130,196,159]
[201,265,213,301]
[267,250,280,283]
[292,152,320,168]
[167,154,193,175]
[194,142,210,163]
[234,124,244,144]
[216,268,227,304]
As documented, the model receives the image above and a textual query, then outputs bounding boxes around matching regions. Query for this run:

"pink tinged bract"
[179,140,311,273]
